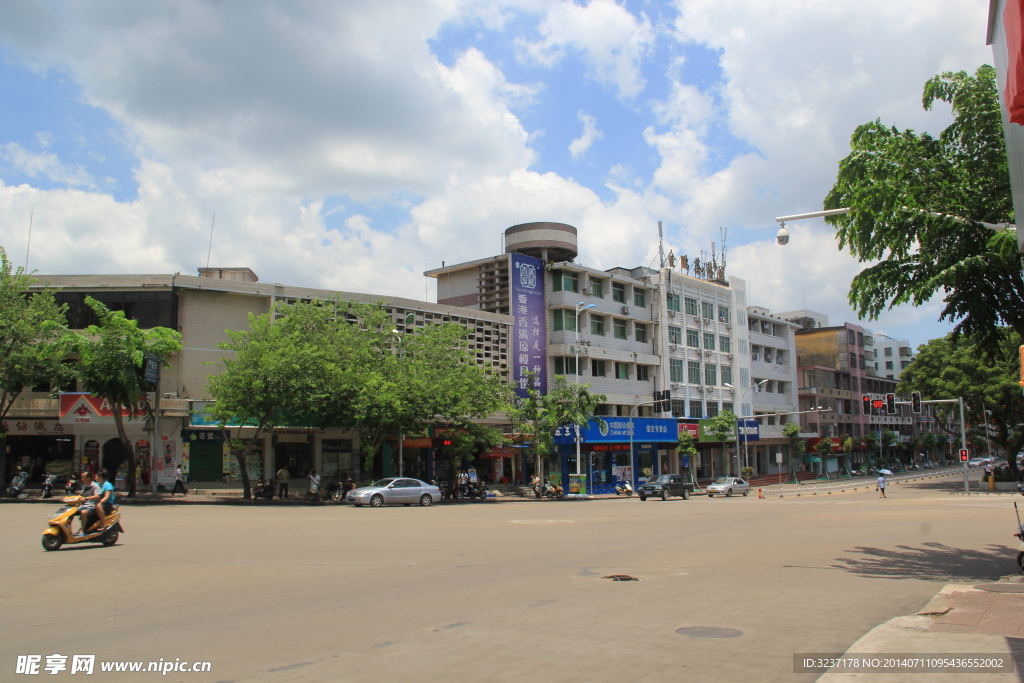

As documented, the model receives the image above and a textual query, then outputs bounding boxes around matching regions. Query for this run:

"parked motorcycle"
[252,479,276,501]
[543,482,564,499]
[8,471,28,498]
[332,479,356,502]
[307,480,321,502]
[615,481,634,497]
[41,495,124,551]
[41,474,57,499]
[467,481,488,500]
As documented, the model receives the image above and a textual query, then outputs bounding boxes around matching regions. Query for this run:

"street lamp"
[391,313,415,478]
[628,399,661,489]
[724,379,768,474]
[567,302,596,498]
[774,207,1013,245]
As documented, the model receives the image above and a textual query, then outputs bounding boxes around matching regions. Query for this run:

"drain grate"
[676,626,743,638]
[601,574,640,581]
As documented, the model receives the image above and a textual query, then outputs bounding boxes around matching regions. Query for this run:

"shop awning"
[480,447,516,459]
[805,456,822,463]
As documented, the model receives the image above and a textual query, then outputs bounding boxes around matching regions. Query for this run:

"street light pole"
[392,313,415,479]
[629,399,660,489]
[569,302,595,498]
[724,379,768,475]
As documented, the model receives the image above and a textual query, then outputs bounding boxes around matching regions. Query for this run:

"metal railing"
[757,467,964,498]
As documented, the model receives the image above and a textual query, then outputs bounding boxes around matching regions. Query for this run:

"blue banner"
[738,419,760,442]
[511,253,547,397]
[553,417,677,444]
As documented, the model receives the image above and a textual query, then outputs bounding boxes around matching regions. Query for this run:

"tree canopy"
[824,65,1024,348]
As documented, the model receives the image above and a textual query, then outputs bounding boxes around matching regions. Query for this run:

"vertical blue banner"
[511,253,547,397]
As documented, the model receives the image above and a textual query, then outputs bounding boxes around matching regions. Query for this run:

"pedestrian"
[171,465,188,496]
[984,462,994,483]
[276,464,290,499]
[876,473,887,498]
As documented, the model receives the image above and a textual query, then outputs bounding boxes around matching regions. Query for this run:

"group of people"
[74,470,116,536]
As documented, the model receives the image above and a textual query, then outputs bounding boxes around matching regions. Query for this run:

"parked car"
[346,478,441,507]
[637,474,693,501]
[967,458,984,468]
[706,477,750,498]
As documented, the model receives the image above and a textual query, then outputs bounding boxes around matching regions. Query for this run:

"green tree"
[824,65,1023,349]
[862,430,880,466]
[676,430,697,483]
[898,329,1023,479]
[510,373,605,487]
[783,422,804,483]
[0,247,75,481]
[881,429,899,464]
[76,298,182,496]
[815,437,834,469]
[706,409,737,476]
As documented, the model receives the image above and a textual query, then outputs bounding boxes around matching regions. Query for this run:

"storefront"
[58,393,153,490]
[554,417,678,494]
[2,418,75,483]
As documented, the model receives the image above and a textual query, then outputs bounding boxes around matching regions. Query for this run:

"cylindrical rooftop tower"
[503,222,578,262]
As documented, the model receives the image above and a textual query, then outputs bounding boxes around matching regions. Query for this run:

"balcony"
[798,386,818,397]
[5,394,59,418]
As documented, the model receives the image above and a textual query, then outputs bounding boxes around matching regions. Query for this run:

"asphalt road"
[3,474,1021,682]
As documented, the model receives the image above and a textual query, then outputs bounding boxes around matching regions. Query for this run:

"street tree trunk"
[111,406,137,497]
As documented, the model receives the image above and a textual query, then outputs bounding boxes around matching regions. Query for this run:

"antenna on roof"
[24,209,34,271]
[657,221,665,268]
[205,213,216,269]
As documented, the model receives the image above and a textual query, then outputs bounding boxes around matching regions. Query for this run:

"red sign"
[677,423,700,438]
[58,393,149,424]
[591,443,632,452]
[479,447,516,459]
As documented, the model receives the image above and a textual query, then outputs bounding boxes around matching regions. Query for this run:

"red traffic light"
[442,440,452,446]
[871,399,885,410]
[959,449,969,462]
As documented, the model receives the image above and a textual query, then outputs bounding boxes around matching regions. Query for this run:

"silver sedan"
[346,478,441,507]
[705,477,750,498]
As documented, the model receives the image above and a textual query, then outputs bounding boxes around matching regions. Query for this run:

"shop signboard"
[738,420,760,443]
[1,418,71,436]
[510,253,547,398]
[697,419,737,443]
[144,354,161,384]
[58,393,152,424]
[612,465,633,481]
[553,417,676,444]
[189,401,256,428]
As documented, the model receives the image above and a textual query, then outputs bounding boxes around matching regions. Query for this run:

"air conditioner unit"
[670,383,680,389]
[697,385,706,393]
[163,393,178,400]
[703,319,712,326]
[667,310,676,318]
[668,344,677,352]
[621,305,630,315]
[726,323,732,330]
[583,286,593,295]
[726,354,733,361]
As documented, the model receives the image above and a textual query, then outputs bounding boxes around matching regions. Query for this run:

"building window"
[553,309,576,332]
[670,399,686,416]
[615,362,629,379]
[719,336,731,353]
[764,381,774,393]
[551,270,579,293]
[633,288,646,307]
[667,293,680,311]
[668,325,683,344]
[721,365,733,386]
[590,278,604,298]
[685,297,698,316]
[885,361,893,370]
[686,329,699,347]
[706,402,719,418]
[859,354,865,369]
[670,359,685,383]
[612,282,626,303]
[705,364,717,386]
[637,365,650,381]
[847,329,856,344]
[689,400,704,419]
[702,301,714,320]
[776,381,786,395]
[900,360,910,369]
[591,359,607,377]
[751,346,760,361]
[775,350,784,364]
[851,376,858,392]
[687,360,701,384]
[857,332,864,346]
[718,306,730,323]
[849,352,857,368]
[884,347,893,357]
[703,332,715,350]
[722,402,733,413]
[591,315,605,336]
[635,323,648,343]
[764,348,773,364]
[554,357,578,375]
[613,318,627,339]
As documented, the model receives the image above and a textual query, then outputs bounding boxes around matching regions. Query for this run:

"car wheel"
[42,533,62,551]
[707,493,714,498]
[638,494,646,501]
[370,494,384,507]
[742,488,749,497]
[726,489,733,497]
[403,503,411,506]
[661,489,669,501]
[682,488,690,500]
[419,494,432,507]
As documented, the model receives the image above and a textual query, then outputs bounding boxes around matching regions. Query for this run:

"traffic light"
[653,390,670,413]
[959,449,969,462]
[862,394,871,415]
[885,393,896,414]
[911,392,921,414]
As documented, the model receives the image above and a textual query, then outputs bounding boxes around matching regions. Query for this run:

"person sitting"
[76,472,102,536]
[95,470,116,529]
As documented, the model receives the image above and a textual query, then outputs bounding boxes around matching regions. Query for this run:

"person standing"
[984,462,994,483]
[876,473,888,498]
[276,464,290,499]
[171,465,187,496]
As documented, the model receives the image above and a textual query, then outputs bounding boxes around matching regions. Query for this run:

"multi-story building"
[11,268,513,487]
[871,334,915,380]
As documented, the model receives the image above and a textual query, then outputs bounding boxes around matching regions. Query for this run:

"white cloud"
[568,110,603,158]
[0,143,92,187]
[517,0,655,98]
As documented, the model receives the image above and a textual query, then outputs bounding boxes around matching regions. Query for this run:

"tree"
[509,373,605,486]
[705,410,737,476]
[676,430,697,482]
[815,437,834,471]
[824,65,1024,350]
[881,429,899,463]
[782,422,804,483]
[898,329,1023,480]
[862,430,880,465]
[0,247,75,481]
[76,298,182,496]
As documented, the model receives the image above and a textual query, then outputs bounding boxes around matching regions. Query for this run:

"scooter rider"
[76,472,102,536]
[95,470,116,529]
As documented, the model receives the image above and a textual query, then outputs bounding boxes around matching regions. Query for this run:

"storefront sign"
[479,447,515,459]
[590,443,632,451]
[189,401,256,428]
[402,437,433,448]
[511,253,547,398]
[182,429,226,442]
[612,465,633,481]
[696,419,737,443]
[144,354,161,384]
[553,417,676,444]
[58,393,151,424]
[1,419,70,435]
[738,420,760,442]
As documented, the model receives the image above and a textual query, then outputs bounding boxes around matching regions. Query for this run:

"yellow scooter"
[42,496,124,551]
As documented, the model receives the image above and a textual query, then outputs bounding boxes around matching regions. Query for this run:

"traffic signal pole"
[914,397,969,494]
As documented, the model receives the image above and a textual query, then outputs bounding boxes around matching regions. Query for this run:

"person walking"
[876,472,887,498]
[171,465,188,496]
[276,465,290,499]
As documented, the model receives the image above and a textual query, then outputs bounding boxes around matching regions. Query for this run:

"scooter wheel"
[101,531,118,547]
[42,534,63,551]
[1017,552,1024,573]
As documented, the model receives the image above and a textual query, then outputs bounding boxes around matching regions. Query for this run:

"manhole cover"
[973,584,1024,593]
[676,626,743,638]
[602,574,640,581]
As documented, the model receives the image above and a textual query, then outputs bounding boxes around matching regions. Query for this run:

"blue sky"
[0,0,994,349]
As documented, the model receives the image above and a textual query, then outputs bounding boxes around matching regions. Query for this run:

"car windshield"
[371,478,397,487]
[651,475,672,483]
[713,478,734,484]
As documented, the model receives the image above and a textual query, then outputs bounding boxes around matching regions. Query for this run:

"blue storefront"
[553,417,678,494]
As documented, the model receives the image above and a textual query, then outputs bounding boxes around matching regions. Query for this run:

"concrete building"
[11,268,514,488]
[871,334,915,380]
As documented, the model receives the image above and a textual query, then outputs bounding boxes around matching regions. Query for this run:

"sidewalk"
[817,577,1024,682]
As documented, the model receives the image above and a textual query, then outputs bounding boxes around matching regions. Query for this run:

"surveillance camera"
[776,224,790,246]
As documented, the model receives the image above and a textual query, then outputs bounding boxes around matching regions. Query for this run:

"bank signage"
[553,417,676,444]
[510,253,547,398]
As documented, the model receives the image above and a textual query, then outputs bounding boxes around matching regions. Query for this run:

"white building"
[871,334,915,380]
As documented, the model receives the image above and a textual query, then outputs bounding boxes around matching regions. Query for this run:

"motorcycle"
[41,496,124,551]
[252,479,276,501]
[467,481,488,500]
[306,479,322,502]
[615,481,634,497]
[65,475,78,496]
[331,479,356,502]
[41,474,57,499]
[8,471,28,498]
[543,482,564,499]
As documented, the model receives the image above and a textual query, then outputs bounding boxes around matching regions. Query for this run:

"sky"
[0,0,994,350]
